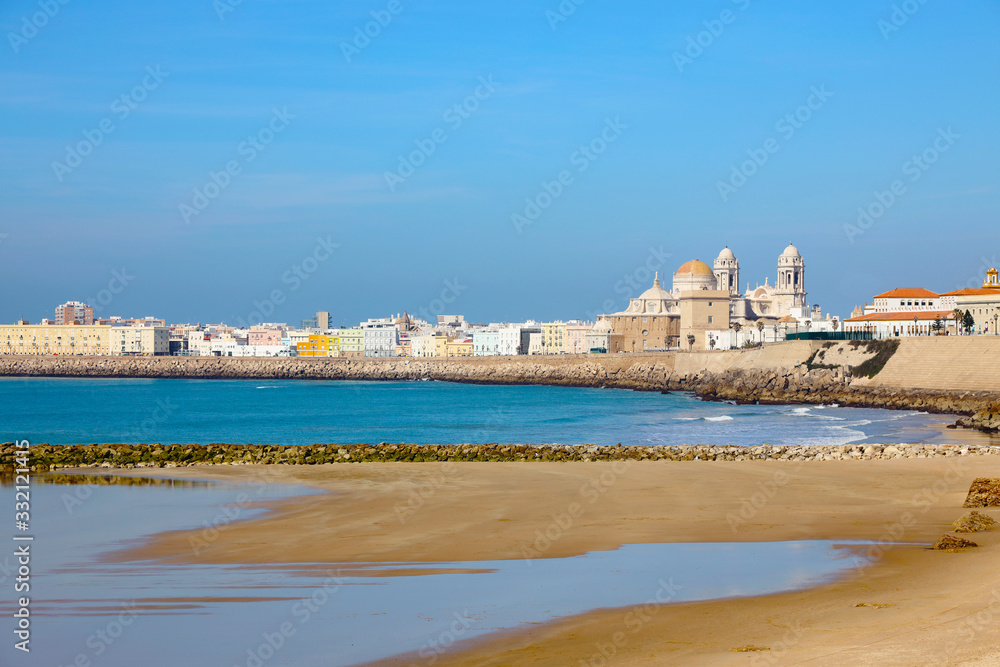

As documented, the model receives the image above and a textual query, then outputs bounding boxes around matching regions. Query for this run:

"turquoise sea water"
[0,377,983,447]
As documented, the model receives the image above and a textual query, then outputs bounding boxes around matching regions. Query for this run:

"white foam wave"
[704,415,734,422]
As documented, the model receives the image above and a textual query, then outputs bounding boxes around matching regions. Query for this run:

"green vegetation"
[852,339,901,379]
[803,348,838,371]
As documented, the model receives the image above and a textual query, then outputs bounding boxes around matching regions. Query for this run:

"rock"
[962,478,1000,508]
[952,511,997,533]
[931,534,978,550]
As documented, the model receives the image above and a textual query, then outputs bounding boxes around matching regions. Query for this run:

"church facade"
[602,244,811,351]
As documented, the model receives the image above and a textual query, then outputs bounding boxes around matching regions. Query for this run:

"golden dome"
[675,259,714,276]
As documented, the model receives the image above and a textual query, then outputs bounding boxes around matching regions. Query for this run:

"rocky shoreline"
[3,441,999,472]
[1,352,998,432]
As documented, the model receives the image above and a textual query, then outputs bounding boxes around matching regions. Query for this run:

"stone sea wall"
[3,442,998,472]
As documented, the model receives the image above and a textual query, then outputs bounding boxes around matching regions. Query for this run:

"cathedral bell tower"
[713,247,740,297]
[776,243,806,310]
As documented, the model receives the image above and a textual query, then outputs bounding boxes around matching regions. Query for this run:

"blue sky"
[1,0,998,326]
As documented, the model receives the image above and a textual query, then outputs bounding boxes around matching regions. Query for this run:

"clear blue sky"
[2,0,998,326]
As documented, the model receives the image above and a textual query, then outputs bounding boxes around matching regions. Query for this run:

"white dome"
[638,273,672,301]
[717,246,735,260]
[592,319,613,333]
[781,243,800,257]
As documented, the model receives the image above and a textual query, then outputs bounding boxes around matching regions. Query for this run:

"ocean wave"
[704,415,734,422]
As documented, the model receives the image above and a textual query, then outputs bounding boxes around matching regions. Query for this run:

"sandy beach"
[100,456,1000,666]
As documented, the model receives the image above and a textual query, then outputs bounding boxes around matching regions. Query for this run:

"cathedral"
[714,243,808,321]
[602,244,810,351]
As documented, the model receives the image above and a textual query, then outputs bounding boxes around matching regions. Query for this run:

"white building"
[863,288,943,315]
[847,287,963,337]
[473,330,501,356]
[363,324,398,357]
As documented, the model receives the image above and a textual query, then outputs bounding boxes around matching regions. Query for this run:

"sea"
[0,377,984,447]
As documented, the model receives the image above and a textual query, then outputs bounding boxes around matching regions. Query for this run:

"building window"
[708,316,714,324]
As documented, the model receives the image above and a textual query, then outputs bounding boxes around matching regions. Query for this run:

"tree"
[709,336,716,350]
[931,318,944,334]
[730,322,742,350]
[952,308,966,334]
[964,309,975,333]
[756,320,765,343]
[686,333,696,351]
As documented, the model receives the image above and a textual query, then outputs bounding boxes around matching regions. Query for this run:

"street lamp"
[913,316,918,337]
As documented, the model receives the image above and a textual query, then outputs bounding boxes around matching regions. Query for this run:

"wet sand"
[105,458,1000,666]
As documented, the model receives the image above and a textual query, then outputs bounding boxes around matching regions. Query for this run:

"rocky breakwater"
[956,401,1000,433]
[0,354,669,388]
[3,442,998,472]
[686,367,1000,418]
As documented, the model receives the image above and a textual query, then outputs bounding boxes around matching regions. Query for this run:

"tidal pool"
[0,475,875,666]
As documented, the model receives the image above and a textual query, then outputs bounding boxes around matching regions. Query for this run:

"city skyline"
[2,1,998,325]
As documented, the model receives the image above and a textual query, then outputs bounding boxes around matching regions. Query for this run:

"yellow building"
[541,321,567,354]
[446,338,473,357]
[0,322,112,356]
[679,290,731,350]
[296,333,340,357]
